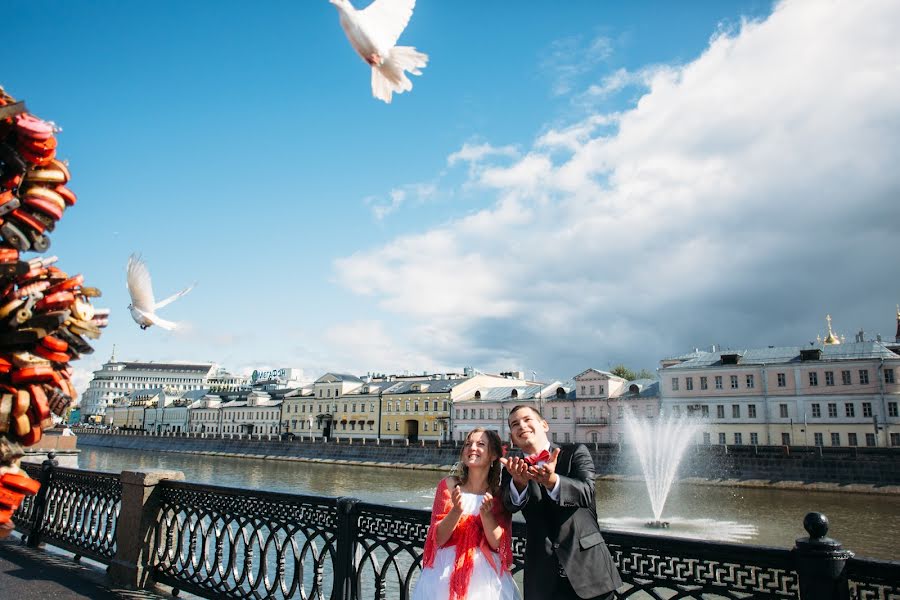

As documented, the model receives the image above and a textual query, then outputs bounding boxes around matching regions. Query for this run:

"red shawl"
[421,478,513,600]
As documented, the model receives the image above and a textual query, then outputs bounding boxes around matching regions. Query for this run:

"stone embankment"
[75,431,900,494]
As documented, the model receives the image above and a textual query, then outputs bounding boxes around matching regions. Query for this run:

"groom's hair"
[507,404,545,422]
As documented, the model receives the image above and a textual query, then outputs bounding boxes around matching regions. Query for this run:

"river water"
[78,446,898,560]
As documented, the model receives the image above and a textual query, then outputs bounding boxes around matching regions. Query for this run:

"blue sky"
[5,0,898,390]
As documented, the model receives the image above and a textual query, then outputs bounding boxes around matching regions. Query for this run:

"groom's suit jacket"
[501,443,622,599]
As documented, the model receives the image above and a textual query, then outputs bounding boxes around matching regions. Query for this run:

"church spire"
[823,314,841,345]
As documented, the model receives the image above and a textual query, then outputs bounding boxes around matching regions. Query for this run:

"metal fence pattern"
[11,460,900,600]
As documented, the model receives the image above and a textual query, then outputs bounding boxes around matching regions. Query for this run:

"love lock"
[71,297,94,321]
[0,221,30,251]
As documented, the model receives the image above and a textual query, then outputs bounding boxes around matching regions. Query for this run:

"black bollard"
[794,512,852,600]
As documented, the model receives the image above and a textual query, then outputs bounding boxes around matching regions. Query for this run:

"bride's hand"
[450,483,464,513]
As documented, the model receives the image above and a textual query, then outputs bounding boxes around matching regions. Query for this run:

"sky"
[4,0,899,392]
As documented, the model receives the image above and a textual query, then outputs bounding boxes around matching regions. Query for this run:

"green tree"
[610,365,656,381]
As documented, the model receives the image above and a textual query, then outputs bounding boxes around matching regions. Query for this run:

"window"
[811,404,821,418]
[683,377,693,391]
[551,407,558,419]
[565,407,571,419]
[589,385,595,395]
[863,402,872,417]
[891,433,900,447]
[423,422,428,432]
[889,402,898,417]
[845,403,855,418]
[814,433,824,446]
[717,405,725,419]
[703,432,711,444]
[746,374,755,388]
[866,433,876,447]
[886,369,896,384]
[750,432,758,445]
[825,371,834,386]
[479,409,484,419]
[730,375,739,389]
[860,370,869,385]
[828,403,837,418]
[552,432,558,442]
[734,432,743,445]
[732,404,740,418]
[715,376,723,390]
[700,376,708,390]
[414,401,419,412]
[718,433,726,445]
[748,404,757,418]
[455,409,460,419]
[809,372,818,386]
[591,432,598,443]
[701,405,709,417]
[782,432,791,445]
[777,373,787,387]
[671,378,679,391]
[779,404,789,418]
[488,409,494,419]
[831,432,840,446]
[463,409,468,420]
[564,433,570,443]
[848,433,858,446]
[581,385,586,395]
[842,370,851,385]
[405,401,410,411]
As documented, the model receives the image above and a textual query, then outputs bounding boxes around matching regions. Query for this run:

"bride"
[412,428,520,600]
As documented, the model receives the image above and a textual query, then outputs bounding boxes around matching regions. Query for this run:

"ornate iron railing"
[11,459,900,600]
[151,480,340,600]
[847,556,900,599]
[10,461,42,535]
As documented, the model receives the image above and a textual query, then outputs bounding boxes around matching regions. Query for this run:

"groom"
[501,405,622,599]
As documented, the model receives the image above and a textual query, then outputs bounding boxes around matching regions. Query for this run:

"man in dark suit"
[501,405,622,599]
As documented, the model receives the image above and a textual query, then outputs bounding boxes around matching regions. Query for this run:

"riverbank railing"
[10,456,900,600]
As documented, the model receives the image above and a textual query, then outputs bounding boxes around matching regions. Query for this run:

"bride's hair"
[455,428,504,496]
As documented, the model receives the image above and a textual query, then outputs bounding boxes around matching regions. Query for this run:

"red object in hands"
[522,449,550,466]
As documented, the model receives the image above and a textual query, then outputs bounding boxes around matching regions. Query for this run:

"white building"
[208,368,250,393]
[219,391,283,436]
[80,356,215,421]
[188,395,224,434]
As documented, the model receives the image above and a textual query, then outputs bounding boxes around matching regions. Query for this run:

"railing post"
[108,469,185,589]
[26,452,58,548]
[334,497,360,600]
[794,512,853,600]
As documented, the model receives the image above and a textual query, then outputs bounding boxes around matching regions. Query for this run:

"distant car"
[281,432,296,441]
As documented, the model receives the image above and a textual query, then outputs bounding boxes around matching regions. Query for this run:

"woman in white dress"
[413,428,521,600]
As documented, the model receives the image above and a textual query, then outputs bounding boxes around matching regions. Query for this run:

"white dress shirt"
[508,444,561,505]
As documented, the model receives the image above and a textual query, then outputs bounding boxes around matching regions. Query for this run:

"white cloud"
[447,142,519,167]
[541,34,614,96]
[367,183,437,220]
[336,0,900,376]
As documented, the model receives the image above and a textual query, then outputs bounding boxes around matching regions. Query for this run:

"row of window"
[578,384,605,396]
[671,368,895,392]
[456,404,656,421]
[704,431,900,447]
[679,401,899,419]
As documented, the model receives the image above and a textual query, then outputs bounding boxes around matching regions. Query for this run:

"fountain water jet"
[624,412,700,524]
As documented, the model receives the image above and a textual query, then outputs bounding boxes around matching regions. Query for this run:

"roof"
[180,389,210,401]
[119,362,213,373]
[383,378,468,395]
[664,341,899,369]
[315,373,364,383]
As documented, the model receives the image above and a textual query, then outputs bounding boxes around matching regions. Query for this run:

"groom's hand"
[529,447,561,489]
[500,456,530,491]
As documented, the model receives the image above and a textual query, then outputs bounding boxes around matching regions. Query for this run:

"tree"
[610,365,656,381]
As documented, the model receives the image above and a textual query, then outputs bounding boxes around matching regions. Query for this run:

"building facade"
[660,334,900,447]
[80,358,215,421]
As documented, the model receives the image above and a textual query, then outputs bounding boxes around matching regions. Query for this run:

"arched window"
[511,390,518,399]
[556,387,566,399]
[629,384,639,393]
[474,391,482,400]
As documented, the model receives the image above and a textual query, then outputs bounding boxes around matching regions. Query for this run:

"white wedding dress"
[412,492,520,600]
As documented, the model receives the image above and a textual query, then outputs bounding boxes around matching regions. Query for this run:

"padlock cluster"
[0,85,109,525]
[0,461,40,539]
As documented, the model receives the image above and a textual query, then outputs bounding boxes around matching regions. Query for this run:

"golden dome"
[823,314,841,345]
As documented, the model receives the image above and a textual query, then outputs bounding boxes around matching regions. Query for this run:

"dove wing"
[359,0,416,51]
[126,254,156,312]
[132,305,178,330]
[154,283,194,311]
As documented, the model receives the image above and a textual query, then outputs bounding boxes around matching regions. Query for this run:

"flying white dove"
[126,254,193,331]
[330,0,428,103]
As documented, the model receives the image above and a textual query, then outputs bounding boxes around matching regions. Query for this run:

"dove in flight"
[126,254,193,331]
[330,0,428,103]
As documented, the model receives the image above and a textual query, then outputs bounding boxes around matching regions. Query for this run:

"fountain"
[598,413,759,543]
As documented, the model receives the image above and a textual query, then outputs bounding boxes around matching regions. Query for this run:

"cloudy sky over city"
[6,0,898,390]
